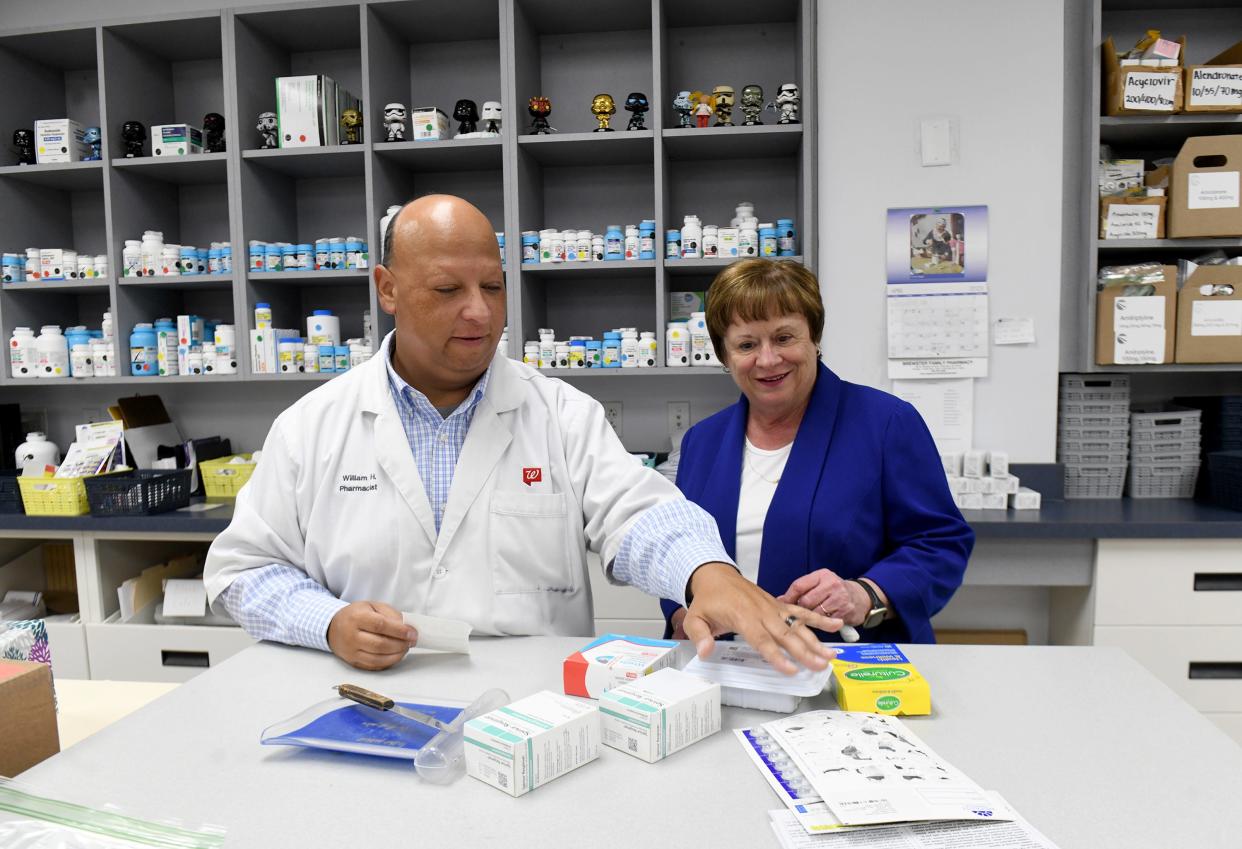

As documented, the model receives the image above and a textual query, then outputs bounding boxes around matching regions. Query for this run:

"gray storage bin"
[1058,436,1130,454]
[1061,449,1129,466]
[1130,438,1201,457]
[1061,374,1130,393]
[1060,412,1130,429]
[1064,463,1127,499]
[1058,399,1130,416]
[1126,462,1200,499]
[1060,424,1131,442]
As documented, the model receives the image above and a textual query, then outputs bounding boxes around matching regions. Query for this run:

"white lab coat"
[204,335,686,637]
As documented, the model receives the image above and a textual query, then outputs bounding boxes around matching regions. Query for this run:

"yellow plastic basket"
[200,454,257,498]
[18,472,122,516]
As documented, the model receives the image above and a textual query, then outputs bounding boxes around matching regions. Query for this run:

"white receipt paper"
[993,318,1036,345]
[402,611,472,654]
[162,579,207,618]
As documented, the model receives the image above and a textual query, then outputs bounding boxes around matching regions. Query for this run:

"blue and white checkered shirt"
[220,342,731,650]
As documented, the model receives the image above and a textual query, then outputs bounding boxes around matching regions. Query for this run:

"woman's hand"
[778,569,873,628]
[670,607,689,639]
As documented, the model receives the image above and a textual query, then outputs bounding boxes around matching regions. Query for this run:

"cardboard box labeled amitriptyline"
[563,633,679,699]
[831,643,930,716]
[464,690,599,797]
[34,119,88,163]
[151,124,203,156]
[600,667,720,763]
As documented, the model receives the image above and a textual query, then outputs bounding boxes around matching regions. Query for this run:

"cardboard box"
[1184,40,1242,113]
[33,118,88,163]
[1175,265,1242,363]
[563,633,679,699]
[410,107,449,141]
[1095,264,1177,365]
[831,643,930,716]
[1099,159,1145,195]
[1169,135,1242,237]
[464,691,599,797]
[276,75,359,147]
[1103,36,1185,115]
[1099,195,1166,239]
[599,668,720,763]
[150,124,203,156]
[0,660,59,776]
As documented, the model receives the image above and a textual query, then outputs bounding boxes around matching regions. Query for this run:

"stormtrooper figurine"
[772,83,800,124]
[383,103,407,142]
[256,112,277,149]
[480,101,502,136]
[739,84,764,125]
[672,90,693,129]
[712,84,735,126]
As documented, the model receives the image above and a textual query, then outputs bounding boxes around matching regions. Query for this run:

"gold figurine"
[591,93,616,132]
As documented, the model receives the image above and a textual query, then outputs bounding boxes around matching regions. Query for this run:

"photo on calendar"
[909,212,966,276]
[885,205,988,284]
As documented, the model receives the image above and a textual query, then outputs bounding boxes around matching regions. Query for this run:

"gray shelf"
[0,161,103,191]
[521,260,656,276]
[110,154,229,185]
[118,274,234,291]
[543,367,732,378]
[247,270,370,286]
[1087,362,1242,373]
[240,146,367,178]
[3,279,110,294]
[1099,115,1242,146]
[1096,238,1242,251]
[662,124,802,161]
[666,255,803,275]
[373,138,503,172]
[517,132,654,166]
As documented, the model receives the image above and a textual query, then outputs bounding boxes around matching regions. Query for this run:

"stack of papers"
[683,641,833,712]
[739,711,1061,847]
[55,422,125,478]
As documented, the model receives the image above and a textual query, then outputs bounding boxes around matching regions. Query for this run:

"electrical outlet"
[667,401,690,436]
[603,401,622,435]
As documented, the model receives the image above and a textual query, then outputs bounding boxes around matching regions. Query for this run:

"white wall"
[818,1,1064,462]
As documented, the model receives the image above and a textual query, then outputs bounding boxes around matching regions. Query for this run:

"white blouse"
[734,438,794,584]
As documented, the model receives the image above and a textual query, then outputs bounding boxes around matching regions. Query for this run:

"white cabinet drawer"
[1096,540,1242,626]
[1094,625,1242,712]
[85,622,254,682]
[44,618,89,679]
[1204,712,1242,747]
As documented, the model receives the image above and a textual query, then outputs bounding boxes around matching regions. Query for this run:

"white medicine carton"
[464,690,600,797]
[34,119,88,163]
[410,107,449,141]
[562,633,679,699]
[151,124,203,156]
[599,667,720,763]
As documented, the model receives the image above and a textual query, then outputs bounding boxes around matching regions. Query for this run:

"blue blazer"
[664,363,973,643]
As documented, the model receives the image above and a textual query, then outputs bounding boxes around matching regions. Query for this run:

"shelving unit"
[1069,1,1242,374]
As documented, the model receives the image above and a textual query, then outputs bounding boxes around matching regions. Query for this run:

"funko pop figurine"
[480,101,502,135]
[672,91,693,129]
[712,85,735,126]
[590,93,616,132]
[739,84,765,126]
[453,99,479,136]
[340,108,363,145]
[528,96,553,134]
[13,128,36,165]
[82,126,102,161]
[256,112,278,149]
[203,112,225,153]
[383,103,406,142]
[772,82,800,124]
[121,120,146,157]
[624,92,649,131]
[692,92,713,128]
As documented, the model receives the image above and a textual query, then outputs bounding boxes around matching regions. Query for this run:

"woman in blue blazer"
[663,260,972,644]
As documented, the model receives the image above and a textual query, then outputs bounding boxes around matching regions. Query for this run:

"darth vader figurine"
[453,99,479,136]
[624,92,649,131]
[203,112,226,153]
[121,120,146,157]
[13,128,36,165]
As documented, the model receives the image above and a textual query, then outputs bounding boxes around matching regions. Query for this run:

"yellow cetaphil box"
[599,667,720,763]
[831,643,930,716]
[464,690,599,797]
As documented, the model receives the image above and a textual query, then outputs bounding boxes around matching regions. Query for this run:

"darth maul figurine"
[528,96,553,135]
[203,112,225,153]
[13,128,36,165]
[121,120,146,158]
[624,92,649,131]
[453,99,479,136]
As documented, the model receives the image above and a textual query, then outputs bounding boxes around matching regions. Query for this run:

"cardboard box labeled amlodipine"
[0,659,59,777]
[1096,264,1177,365]
[1175,265,1242,363]
[1102,36,1185,116]
[1169,135,1242,237]
[1184,40,1242,113]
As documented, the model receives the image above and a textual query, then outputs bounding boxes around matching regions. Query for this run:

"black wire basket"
[1208,451,1242,513]
[84,469,192,516]
[0,472,24,514]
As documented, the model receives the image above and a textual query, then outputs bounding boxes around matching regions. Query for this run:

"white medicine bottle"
[9,326,38,378]
[36,325,69,378]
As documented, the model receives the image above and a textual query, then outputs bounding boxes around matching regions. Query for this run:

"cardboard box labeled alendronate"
[599,667,720,763]
[1184,40,1242,113]
[1175,265,1242,363]
[1095,264,1177,365]
[464,690,599,797]
[1102,36,1185,116]
[1169,135,1242,237]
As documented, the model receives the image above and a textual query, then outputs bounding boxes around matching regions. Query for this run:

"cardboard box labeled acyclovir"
[464,690,599,797]
[151,124,203,156]
[600,667,720,763]
[34,119,88,163]
[563,633,679,699]
[831,643,930,716]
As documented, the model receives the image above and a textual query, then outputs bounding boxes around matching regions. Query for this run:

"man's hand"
[778,569,874,628]
[670,607,688,640]
[327,601,418,671]
[681,563,842,675]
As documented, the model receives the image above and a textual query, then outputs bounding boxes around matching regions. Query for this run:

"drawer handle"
[1194,573,1242,592]
[1188,662,1242,680]
[161,650,209,668]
